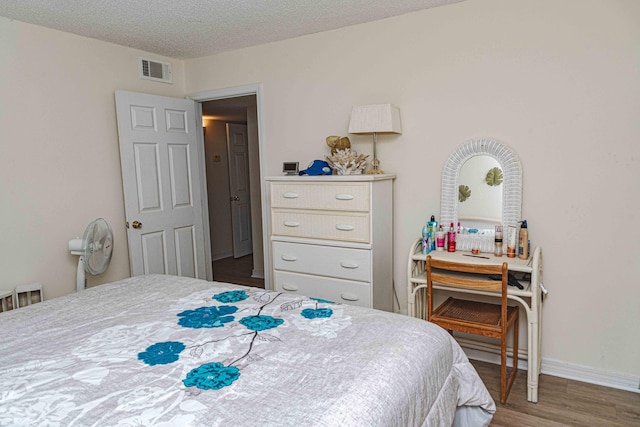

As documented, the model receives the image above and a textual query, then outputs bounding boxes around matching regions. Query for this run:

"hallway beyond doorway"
[213,255,265,289]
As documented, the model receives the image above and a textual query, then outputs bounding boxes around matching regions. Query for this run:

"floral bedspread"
[0,275,494,426]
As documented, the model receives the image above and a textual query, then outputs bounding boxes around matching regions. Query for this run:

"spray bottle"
[447,222,456,252]
[427,215,438,252]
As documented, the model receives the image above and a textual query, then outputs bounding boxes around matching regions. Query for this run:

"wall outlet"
[213,155,221,162]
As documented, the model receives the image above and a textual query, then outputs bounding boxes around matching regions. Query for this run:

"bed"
[0,274,495,426]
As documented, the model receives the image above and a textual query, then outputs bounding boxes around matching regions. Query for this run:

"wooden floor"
[212,254,265,288]
[470,359,640,426]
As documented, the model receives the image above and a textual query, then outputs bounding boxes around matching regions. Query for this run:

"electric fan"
[69,218,114,292]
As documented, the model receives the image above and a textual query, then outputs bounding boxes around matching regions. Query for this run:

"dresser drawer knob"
[340,261,359,269]
[284,221,300,227]
[283,192,299,199]
[335,193,354,200]
[281,254,298,262]
[340,293,359,302]
[282,283,299,291]
[336,224,354,231]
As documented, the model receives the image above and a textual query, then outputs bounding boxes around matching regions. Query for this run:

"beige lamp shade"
[348,104,402,134]
[348,104,401,174]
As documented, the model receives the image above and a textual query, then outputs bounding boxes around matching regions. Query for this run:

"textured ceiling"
[0,0,465,59]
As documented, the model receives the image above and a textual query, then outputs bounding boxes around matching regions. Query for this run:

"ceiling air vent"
[139,57,172,83]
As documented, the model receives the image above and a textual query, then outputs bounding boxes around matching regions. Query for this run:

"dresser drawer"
[273,241,371,282]
[271,182,370,212]
[271,209,370,243]
[274,271,371,308]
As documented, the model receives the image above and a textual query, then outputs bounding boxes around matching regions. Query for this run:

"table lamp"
[348,104,402,174]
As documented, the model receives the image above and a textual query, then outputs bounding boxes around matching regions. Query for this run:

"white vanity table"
[408,138,545,403]
[407,240,544,403]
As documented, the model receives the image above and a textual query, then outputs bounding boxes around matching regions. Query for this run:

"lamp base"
[367,168,385,174]
[367,158,384,174]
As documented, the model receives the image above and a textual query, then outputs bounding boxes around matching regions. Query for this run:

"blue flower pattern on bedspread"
[177,305,237,328]
[213,290,249,303]
[139,287,339,393]
[138,341,185,366]
[183,362,241,390]
[239,315,284,331]
[301,308,333,319]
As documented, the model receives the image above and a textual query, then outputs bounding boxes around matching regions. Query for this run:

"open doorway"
[201,95,264,288]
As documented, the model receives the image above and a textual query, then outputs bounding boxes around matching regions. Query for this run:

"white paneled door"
[115,91,207,278]
[226,123,253,258]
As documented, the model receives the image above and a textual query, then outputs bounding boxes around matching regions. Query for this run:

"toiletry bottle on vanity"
[422,224,430,255]
[518,220,529,259]
[447,222,456,252]
[436,225,445,251]
[506,225,517,258]
[494,225,503,257]
[427,215,438,252]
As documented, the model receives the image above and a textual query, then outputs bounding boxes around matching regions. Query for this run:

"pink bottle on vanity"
[447,222,456,252]
[436,225,445,251]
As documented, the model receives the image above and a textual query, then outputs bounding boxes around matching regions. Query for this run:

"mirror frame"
[440,138,522,231]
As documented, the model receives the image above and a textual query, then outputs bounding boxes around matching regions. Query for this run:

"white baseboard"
[541,357,639,393]
[462,345,640,393]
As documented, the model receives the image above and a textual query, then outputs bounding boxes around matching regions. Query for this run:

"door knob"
[132,221,142,229]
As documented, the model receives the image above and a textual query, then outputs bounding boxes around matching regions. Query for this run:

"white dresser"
[266,174,394,311]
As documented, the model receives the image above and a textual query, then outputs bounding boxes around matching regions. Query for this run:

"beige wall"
[184,0,640,378]
[0,18,186,299]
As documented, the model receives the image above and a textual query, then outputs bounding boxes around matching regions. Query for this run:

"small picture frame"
[283,162,299,175]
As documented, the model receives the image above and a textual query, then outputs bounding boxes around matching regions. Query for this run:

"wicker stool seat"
[432,297,519,334]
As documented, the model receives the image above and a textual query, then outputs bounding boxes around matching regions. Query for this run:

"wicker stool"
[15,283,44,308]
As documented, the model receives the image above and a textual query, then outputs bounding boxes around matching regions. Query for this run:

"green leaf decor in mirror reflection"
[485,167,503,186]
[458,184,471,203]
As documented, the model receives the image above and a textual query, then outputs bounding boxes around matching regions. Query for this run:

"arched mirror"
[440,138,522,251]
